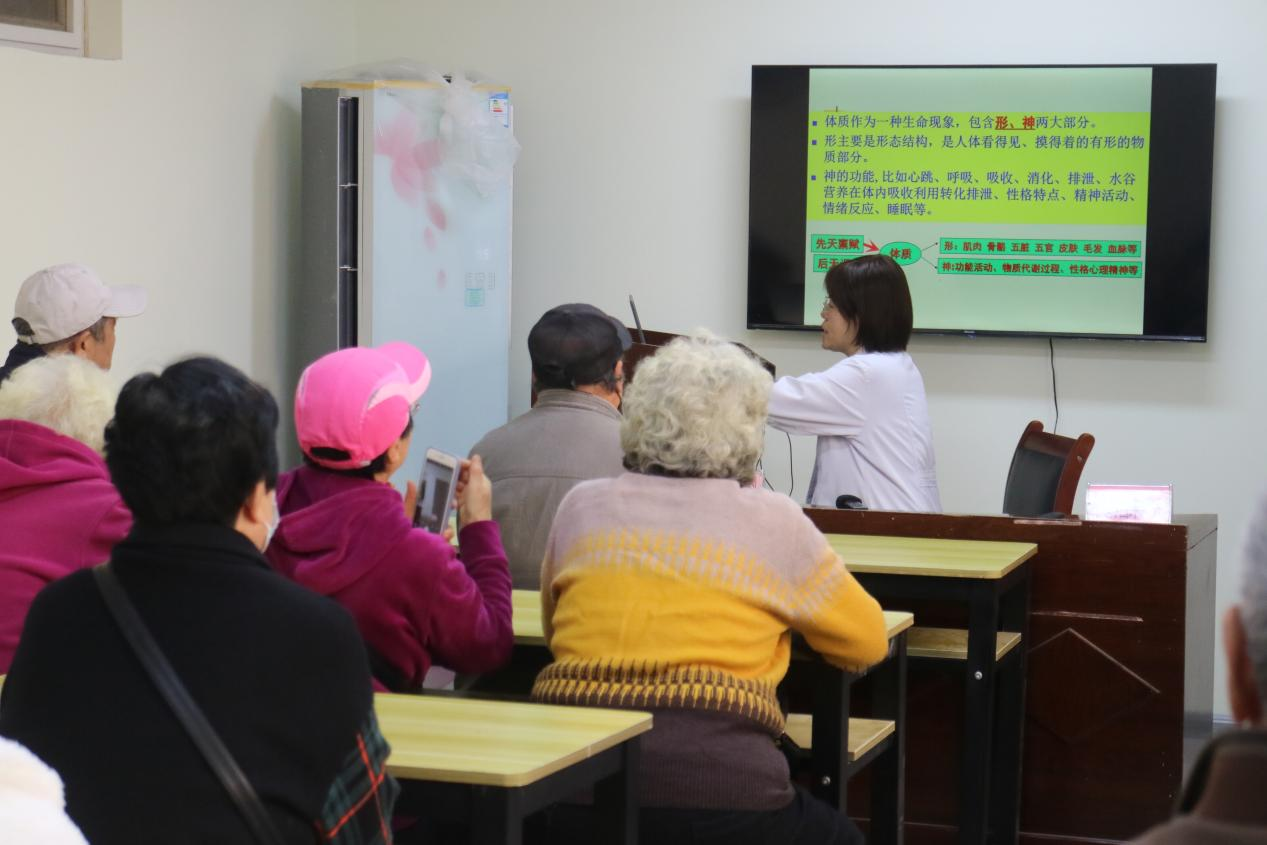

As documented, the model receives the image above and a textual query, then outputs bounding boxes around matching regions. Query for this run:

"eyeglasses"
[821,298,838,314]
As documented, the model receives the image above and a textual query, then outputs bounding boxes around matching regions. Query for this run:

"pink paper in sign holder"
[1085,484,1173,524]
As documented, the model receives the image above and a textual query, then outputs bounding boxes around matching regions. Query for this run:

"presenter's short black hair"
[825,254,914,353]
[105,356,279,527]
[529,307,624,391]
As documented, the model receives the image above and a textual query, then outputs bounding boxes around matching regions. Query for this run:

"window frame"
[0,0,85,56]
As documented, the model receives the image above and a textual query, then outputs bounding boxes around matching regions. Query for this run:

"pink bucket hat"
[295,342,432,470]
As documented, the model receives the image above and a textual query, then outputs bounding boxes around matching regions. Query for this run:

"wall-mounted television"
[748,64,1216,341]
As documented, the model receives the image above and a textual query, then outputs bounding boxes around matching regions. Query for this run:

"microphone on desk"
[835,494,867,510]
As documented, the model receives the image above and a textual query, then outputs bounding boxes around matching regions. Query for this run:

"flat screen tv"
[748,64,1216,341]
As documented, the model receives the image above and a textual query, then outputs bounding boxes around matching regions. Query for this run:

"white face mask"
[263,491,281,551]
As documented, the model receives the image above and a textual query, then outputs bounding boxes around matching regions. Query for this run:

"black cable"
[759,430,797,497]
[1049,337,1059,433]
[785,431,795,498]
[756,457,775,491]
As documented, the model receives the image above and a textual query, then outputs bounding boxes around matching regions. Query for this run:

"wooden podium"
[622,327,776,382]
[808,508,1217,845]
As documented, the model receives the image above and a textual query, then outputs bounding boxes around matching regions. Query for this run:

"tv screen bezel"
[746,63,1217,342]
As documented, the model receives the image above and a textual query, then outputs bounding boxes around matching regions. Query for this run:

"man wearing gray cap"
[0,264,147,385]
[471,304,630,589]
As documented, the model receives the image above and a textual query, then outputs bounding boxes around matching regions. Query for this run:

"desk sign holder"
[1085,484,1173,524]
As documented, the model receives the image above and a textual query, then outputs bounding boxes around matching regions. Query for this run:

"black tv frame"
[747,64,1217,342]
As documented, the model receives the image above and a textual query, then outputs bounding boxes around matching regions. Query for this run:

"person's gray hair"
[620,331,771,483]
[0,354,117,454]
[1243,495,1267,702]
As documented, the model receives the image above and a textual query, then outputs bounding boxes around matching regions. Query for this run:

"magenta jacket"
[0,420,132,672]
[266,466,513,689]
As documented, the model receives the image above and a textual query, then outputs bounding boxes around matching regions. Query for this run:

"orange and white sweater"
[532,471,888,809]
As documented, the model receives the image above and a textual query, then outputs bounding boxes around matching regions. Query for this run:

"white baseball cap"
[13,263,147,344]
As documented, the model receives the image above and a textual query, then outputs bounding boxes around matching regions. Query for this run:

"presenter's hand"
[456,455,493,526]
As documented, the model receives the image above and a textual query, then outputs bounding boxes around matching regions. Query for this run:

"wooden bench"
[907,626,1023,661]
[783,714,895,761]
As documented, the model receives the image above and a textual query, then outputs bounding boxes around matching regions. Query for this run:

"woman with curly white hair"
[0,354,131,672]
[531,333,888,845]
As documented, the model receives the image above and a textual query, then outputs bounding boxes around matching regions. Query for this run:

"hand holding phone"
[456,455,493,526]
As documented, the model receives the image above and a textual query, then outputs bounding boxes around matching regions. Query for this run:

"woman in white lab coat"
[767,254,941,512]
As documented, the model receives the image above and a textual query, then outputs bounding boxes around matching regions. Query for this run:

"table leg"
[469,786,522,845]
[811,664,854,810]
[988,573,1031,845]
[593,738,641,845]
[959,585,1000,845]
[869,632,907,845]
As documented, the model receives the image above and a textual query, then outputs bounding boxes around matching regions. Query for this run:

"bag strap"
[92,563,288,845]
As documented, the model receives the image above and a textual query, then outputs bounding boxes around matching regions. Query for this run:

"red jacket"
[0,420,131,672]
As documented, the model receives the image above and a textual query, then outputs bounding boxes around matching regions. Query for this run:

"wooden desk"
[827,534,1035,579]
[825,533,1036,845]
[513,590,913,649]
[376,692,650,844]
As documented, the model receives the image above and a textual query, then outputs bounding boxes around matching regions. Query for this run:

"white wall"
[354,0,1267,715]
[0,0,355,403]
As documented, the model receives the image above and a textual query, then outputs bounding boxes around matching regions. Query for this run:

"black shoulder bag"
[93,563,288,845]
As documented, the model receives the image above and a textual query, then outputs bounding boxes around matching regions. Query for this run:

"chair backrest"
[1002,421,1095,518]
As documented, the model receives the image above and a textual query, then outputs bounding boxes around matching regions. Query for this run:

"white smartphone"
[414,448,461,533]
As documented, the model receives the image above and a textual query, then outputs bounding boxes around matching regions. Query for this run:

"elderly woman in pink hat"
[267,342,513,691]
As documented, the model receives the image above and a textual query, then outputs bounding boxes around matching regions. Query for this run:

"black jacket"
[0,522,376,844]
[0,340,44,385]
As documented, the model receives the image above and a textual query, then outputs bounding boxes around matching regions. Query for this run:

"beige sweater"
[471,389,623,588]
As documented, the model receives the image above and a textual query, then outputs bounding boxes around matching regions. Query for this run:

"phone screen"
[415,452,458,532]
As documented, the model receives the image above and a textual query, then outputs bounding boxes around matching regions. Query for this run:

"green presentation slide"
[804,68,1151,334]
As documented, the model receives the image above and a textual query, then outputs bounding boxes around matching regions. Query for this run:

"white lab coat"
[767,351,941,512]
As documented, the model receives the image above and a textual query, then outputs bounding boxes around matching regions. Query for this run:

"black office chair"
[1002,421,1095,518]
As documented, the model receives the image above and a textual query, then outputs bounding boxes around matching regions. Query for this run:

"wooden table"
[826,534,1037,845]
[514,589,911,651]
[376,692,651,844]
